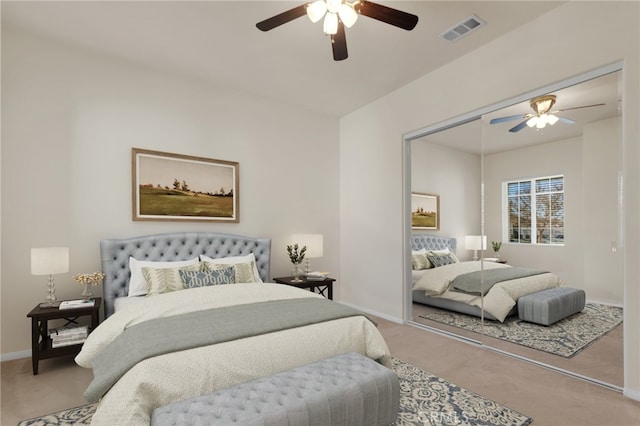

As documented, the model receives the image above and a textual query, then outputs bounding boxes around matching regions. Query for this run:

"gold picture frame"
[132,148,239,222]
[411,192,439,230]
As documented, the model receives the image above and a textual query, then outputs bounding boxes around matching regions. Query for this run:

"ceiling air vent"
[440,15,485,42]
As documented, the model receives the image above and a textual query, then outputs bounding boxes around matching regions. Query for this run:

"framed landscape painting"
[411,192,439,230]
[132,148,239,222]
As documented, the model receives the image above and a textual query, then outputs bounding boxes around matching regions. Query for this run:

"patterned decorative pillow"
[142,263,201,296]
[179,267,236,288]
[128,257,200,297]
[426,253,457,268]
[202,261,257,283]
[429,247,460,263]
[412,253,432,270]
[199,253,263,283]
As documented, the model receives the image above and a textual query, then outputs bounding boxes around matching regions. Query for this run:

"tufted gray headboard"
[100,232,271,318]
[411,234,457,253]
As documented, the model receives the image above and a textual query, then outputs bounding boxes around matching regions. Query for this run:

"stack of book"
[48,325,88,348]
[59,299,95,310]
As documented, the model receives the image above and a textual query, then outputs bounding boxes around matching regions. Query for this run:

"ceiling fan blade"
[557,117,576,125]
[355,1,419,30]
[331,22,348,61]
[490,114,526,125]
[509,120,529,133]
[553,103,606,113]
[256,4,307,31]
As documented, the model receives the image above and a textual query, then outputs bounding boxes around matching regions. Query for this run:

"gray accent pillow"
[426,253,457,268]
[202,261,257,283]
[179,267,236,288]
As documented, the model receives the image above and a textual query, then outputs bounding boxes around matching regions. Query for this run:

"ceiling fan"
[490,94,605,133]
[256,0,419,61]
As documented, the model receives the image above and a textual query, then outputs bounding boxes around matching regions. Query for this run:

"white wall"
[1,28,341,356]
[411,141,481,259]
[583,117,623,305]
[339,2,640,398]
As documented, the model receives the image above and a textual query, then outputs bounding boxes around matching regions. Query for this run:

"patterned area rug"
[419,302,622,358]
[18,358,531,426]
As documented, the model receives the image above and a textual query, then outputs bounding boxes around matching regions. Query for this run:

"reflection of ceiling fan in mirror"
[256,0,419,61]
[490,95,605,133]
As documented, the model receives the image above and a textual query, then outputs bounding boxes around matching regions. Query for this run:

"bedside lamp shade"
[31,247,69,307]
[291,234,323,274]
[464,235,486,261]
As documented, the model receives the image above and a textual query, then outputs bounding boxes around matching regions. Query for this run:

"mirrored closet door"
[407,66,624,389]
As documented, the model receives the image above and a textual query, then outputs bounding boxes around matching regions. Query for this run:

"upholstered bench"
[151,352,400,426]
[518,287,586,326]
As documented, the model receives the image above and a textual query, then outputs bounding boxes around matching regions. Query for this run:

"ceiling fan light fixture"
[326,0,342,14]
[338,3,358,28]
[526,117,538,128]
[531,95,556,115]
[307,1,328,23]
[323,12,339,35]
[536,114,550,129]
[547,114,559,125]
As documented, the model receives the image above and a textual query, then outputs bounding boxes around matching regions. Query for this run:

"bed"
[76,232,391,425]
[411,234,561,322]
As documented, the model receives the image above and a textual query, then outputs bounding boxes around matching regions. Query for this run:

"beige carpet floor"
[2,316,639,425]
[412,302,624,387]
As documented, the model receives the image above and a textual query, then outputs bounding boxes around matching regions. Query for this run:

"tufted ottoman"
[151,352,400,426]
[518,287,586,326]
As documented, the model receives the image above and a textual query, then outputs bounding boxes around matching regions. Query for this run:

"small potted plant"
[286,243,307,282]
[491,241,502,259]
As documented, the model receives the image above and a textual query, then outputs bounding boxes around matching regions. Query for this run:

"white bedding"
[413,261,561,322]
[77,283,392,425]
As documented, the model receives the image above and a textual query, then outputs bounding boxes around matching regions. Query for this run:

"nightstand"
[273,276,336,300]
[26,297,101,375]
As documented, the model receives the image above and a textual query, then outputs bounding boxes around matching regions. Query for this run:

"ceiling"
[420,70,622,154]
[1,1,565,117]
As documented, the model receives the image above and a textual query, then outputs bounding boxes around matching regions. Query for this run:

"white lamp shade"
[323,12,338,35]
[326,0,342,14]
[464,235,487,251]
[306,0,327,23]
[291,234,324,258]
[338,3,358,28]
[31,247,69,275]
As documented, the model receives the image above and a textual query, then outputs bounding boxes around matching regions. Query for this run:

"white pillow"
[128,257,200,297]
[200,253,263,283]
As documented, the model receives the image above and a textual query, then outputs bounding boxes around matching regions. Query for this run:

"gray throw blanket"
[84,298,370,402]
[451,267,548,296]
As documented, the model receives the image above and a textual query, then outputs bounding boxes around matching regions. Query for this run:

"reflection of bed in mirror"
[411,234,562,322]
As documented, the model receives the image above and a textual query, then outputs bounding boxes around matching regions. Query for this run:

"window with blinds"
[506,175,564,245]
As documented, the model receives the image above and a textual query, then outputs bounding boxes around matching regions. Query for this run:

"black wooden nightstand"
[273,276,336,300]
[26,297,101,375]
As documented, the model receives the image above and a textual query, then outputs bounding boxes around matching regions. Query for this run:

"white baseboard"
[1,349,31,362]
[337,301,404,324]
[623,387,640,401]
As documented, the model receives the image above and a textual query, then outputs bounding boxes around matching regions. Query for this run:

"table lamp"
[292,234,323,274]
[464,235,486,261]
[31,247,69,307]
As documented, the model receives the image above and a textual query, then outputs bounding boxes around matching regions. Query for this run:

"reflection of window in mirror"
[505,175,564,245]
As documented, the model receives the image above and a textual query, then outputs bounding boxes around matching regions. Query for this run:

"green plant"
[491,241,502,253]
[286,243,307,264]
